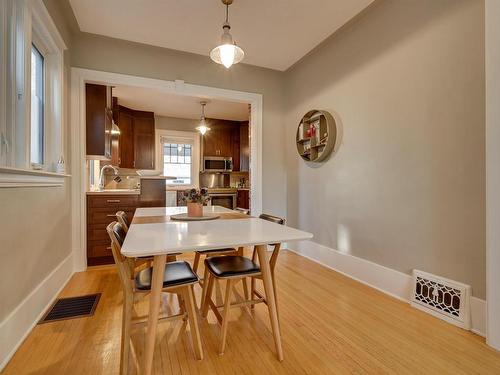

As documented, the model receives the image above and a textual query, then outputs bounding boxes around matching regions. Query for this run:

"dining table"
[121,205,313,375]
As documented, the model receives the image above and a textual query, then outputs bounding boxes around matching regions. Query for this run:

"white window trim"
[0,0,68,188]
[156,129,200,189]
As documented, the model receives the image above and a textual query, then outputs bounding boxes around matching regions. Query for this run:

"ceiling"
[113,85,249,121]
[69,0,374,71]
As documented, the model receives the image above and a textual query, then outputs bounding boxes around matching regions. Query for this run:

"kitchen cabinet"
[202,120,250,172]
[86,83,112,159]
[87,194,139,266]
[203,121,235,157]
[239,122,249,171]
[110,104,155,169]
[237,189,250,209]
[133,111,155,169]
[231,126,241,172]
[116,105,134,168]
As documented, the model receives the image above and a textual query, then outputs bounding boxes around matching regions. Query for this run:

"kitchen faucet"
[98,164,119,190]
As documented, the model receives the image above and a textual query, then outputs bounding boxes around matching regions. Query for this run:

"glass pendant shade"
[196,101,210,135]
[210,2,244,69]
[210,28,244,68]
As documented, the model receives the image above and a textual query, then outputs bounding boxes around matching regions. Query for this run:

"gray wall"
[0,0,73,322]
[285,0,486,298]
[155,116,199,132]
[70,32,287,218]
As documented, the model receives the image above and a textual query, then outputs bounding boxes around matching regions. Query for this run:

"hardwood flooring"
[3,250,500,374]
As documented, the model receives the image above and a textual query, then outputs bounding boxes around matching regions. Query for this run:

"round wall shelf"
[296,110,336,162]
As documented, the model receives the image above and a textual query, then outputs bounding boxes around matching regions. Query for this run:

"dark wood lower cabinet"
[237,189,250,209]
[87,194,139,266]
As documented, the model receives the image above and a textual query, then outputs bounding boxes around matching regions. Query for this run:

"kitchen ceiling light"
[210,0,244,69]
[196,101,210,135]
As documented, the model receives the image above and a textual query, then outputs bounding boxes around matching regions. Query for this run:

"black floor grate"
[39,293,101,324]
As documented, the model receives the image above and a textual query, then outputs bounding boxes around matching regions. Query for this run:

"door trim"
[70,68,263,271]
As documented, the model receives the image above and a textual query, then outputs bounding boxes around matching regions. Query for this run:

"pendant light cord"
[225,3,229,23]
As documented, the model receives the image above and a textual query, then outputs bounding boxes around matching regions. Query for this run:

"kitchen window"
[30,44,45,166]
[163,143,192,185]
[157,130,200,188]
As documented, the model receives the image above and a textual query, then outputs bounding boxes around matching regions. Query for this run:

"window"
[157,130,200,188]
[30,44,44,166]
[0,0,66,179]
[163,143,192,185]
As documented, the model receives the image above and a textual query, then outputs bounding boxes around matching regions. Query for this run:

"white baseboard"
[471,296,486,337]
[286,240,486,337]
[0,253,74,371]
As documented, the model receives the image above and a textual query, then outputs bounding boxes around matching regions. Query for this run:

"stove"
[207,188,237,209]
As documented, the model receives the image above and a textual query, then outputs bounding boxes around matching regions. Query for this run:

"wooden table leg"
[142,254,166,375]
[256,244,283,361]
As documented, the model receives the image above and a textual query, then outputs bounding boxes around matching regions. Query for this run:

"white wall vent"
[411,270,471,330]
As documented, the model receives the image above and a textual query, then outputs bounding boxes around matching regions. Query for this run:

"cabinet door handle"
[106,214,117,217]
[106,199,120,203]
[106,246,112,250]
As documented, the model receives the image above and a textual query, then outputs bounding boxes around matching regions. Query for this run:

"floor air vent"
[411,270,471,330]
[39,293,101,324]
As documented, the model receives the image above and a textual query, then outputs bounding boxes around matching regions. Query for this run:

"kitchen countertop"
[86,189,140,195]
[138,175,176,180]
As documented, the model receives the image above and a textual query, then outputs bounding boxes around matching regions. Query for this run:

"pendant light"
[210,0,244,69]
[196,101,210,135]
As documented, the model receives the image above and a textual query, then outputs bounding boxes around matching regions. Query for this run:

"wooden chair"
[200,255,263,354]
[250,214,285,318]
[115,210,130,232]
[191,207,251,283]
[234,207,250,215]
[106,221,203,374]
[116,210,180,263]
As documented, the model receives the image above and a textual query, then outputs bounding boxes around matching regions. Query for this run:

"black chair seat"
[135,261,198,290]
[205,256,261,278]
[197,248,237,255]
[137,252,181,259]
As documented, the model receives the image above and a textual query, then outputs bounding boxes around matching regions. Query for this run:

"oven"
[208,190,237,209]
[203,157,233,172]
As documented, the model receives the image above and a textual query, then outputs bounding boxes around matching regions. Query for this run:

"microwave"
[203,157,233,172]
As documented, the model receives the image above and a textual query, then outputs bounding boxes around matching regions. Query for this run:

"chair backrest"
[258,213,286,270]
[106,221,134,292]
[259,213,285,225]
[234,207,250,215]
[116,211,129,232]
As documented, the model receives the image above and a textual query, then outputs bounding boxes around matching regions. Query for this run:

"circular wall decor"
[296,110,336,162]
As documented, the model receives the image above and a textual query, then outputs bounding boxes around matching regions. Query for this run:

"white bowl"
[136,169,162,176]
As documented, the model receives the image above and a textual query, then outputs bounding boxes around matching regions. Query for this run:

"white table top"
[121,206,313,257]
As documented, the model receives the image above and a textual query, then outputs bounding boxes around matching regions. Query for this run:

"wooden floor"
[3,250,500,374]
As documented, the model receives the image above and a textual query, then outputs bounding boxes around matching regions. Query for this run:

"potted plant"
[182,188,211,217]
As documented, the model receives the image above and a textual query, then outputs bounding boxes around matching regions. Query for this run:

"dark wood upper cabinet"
[133,111,155,169]
[203,125,233,157]
[201,119,250,172]
[232,126,241,172]
[86,83,112,159]
[239,122,249,172]
[117,106,134,168]
[203,130,218,157]
[109,102,155,170]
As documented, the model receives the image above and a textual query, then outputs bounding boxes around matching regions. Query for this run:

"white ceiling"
[69,0,374,71]
[113,85,249,121]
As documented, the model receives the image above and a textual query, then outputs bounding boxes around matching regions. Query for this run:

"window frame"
[30,41,45,167]
[156,129,200,189]
[0,0,67,183]
[162,142,194,186]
